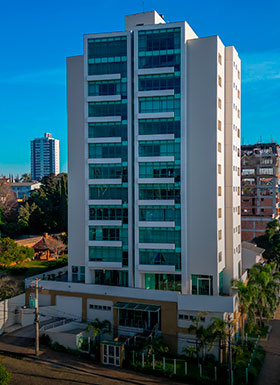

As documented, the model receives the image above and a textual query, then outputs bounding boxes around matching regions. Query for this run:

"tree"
[20,173,32,182]
[0,237,34,265]
[189,311,213,361]
[0,365,11,385]
[183,345,197,359]
[254,219,280,267]
[87,318,111,340]
[248,262,280,327]
[231,280,256,344]
[145,335,169,356]
[209,317,227,363]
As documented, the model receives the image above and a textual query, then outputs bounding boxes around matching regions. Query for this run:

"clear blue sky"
[0,0,279,176]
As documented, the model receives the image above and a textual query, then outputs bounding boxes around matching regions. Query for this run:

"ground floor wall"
[25,288,240,356]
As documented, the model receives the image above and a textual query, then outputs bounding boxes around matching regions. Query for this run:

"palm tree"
[248,263,280,327]
[231,280,255,344]
[145,335,169,356]
[189,311,211,361]
[209,317,227,364]
[20,173,32,182]
[87,318,111,341]
[183,346,197,360]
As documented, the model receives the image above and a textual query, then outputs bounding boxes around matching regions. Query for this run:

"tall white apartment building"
[31,133,60,180]
[27,11,242,357]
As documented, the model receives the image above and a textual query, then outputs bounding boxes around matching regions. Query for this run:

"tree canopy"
[0,174,68,238]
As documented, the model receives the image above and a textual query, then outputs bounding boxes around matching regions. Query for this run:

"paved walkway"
[257,319,280,385]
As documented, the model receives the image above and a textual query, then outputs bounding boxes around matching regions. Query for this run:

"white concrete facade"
[66,11,241,317]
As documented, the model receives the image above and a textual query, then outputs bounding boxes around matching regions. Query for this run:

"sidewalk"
[257,319,280,385]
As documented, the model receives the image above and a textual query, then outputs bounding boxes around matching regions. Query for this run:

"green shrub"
[39,334,51,346]
[0,365,11,385]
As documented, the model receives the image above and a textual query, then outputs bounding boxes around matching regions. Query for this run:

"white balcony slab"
[87,95,121,102]
[137,156,174,163]
[88,116,121,123]
[88,158,122,164]
[137,90,174,98]
[137,67,175,76]
[88,178,122,185]
[137,134,175,141]
[137,112,174,119]
[88,137,121,144]
[137,200,175,206]
[137,178,174,184]
[88,241,122,247]
[138,221,175,228]
[137,264,176,273]
[88,262,122,269]
[88,200,122,205]
[88,220,122,226]
[138,243,175,250]
[87,74,121,81]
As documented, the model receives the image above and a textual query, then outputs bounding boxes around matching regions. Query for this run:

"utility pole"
[35,277,39,356]
[227,314,232,385]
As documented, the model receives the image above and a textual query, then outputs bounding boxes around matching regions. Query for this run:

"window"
[72,266,85,283]
[218,76,222,87]
[139,206,181,225]
[218,208,222,218]
[238,225,240,234]
[237,90,240,99]
[237,129,240,138]
[145,273,181,291]
[139,119,180,137]
[218,164,222,174]
[238,70,240,79]
[95,270,128,287]
[237,109,240,118]
[88,122,127,140]
[139,249,181,270]
[238,187,240,195]
[139,184,180,203]
[218,252,222,262]
[139,227,181,247]
[89,185,128,203]
[88,79,127,97]
[139,141,180,159]
[139,95,180,117]
[218,230,222,240]
[88,100,127,120]
[259,168,273,175]
[192,275,213,295]
[218,53,222,65]
[218,120,222,131]
[88,143,127,160]
[139,74,180,93]
[237,167,240,176]
[218,142,222,152]
[139,162,180,181]
[89,206,128,223]
[89,226,128,244]
[89,164,127,181]
[89,246,127,265]
[218,98,222,109]
[238,244,241,253]
[218,186,222,196]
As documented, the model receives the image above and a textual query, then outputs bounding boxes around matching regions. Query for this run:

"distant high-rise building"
[241,143,280,241]
[31,133,60,180]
